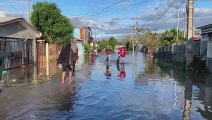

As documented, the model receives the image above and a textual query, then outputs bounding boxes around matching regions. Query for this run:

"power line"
[91,0,153,18]
[150,0,178,30]
[77,0,127,16]
[152,0,187,31]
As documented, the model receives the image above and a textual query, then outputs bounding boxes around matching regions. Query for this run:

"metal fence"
[0,37,33,69]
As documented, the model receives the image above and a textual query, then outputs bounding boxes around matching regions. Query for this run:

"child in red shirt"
[118,47,127,64]
[105,48,112,63]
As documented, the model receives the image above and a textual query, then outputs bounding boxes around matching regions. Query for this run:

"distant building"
[197,24,212,72]
[80,27,93,43]
[73,27,85,65]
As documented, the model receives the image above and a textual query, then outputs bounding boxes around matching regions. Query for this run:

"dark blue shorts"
[62,64,72,72]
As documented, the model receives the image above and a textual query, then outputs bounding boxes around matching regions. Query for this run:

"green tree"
[31,2,74,45]
[160,29,185,46]
[99,40,109,50]
[140,32,161,48]
[122,35,133,51]
[108,37,118,50]
[84,43,92,53]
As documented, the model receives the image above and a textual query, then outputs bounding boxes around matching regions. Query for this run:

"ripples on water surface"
[0,53,212,120]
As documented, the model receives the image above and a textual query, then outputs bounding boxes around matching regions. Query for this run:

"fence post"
[46,43,49,76]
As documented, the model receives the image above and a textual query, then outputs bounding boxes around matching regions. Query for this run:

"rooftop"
[197,24,212,29]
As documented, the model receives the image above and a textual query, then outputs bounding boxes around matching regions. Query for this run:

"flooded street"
[0,53,212,120]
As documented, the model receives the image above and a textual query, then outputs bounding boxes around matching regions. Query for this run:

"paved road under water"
[0,53,212,120]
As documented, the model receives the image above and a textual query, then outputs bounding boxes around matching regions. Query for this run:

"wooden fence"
[37,43,62,76]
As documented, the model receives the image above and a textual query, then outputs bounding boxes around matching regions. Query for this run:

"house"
[0,17,41,70]
[74,27,84,65]
[197,24,212,72]
[80,27,93,43]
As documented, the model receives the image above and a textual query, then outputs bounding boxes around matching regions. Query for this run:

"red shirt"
[118,49,127,57]
[105,49,111,55]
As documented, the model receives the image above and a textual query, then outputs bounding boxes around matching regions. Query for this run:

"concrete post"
[33,38,37,64]
[46,43,49,76]
[27,0,31,23]
[32,38,37,82]
[187,0,194,39]
[186,0,195,70]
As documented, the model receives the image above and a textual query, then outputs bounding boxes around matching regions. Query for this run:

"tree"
[99,40,108,50]
[108,37,118,50]
[160,29,185,46]
[84,43,92,53]
[31,2,74,45]
[140,32,161,48]
[122,35,133,51]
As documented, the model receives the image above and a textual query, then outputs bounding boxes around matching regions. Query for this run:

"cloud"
[0,9,26,18]
[0,1,27,6]
[137,2,212,30]
[70,16,133,34]
[70,6,212,40]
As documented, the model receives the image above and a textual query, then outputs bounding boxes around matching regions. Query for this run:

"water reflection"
[0,53,212,120]
[158,62,212,120]
[105,63,111,79]
[84,54,95,65]
[117,64,126,79]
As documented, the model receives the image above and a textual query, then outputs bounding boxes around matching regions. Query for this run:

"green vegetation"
[84,43,92,53]
[99,37,118,51]
[108,37,118,50]
[122,35,133,51]
[99,40,108,50]
[31,2,74,45]
[160,29,185,46]
[121,28,185,50]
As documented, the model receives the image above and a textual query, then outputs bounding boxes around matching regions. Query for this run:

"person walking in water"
[57,43,73,84]
[105,47,112,63]
[118,47,127,64]
[118,64,126,79]
[105,63,111,79]
[71,39,79,73]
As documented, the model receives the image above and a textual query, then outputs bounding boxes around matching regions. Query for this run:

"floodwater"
[0,53,212,120]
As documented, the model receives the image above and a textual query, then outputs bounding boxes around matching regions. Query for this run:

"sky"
[0,0,212,40]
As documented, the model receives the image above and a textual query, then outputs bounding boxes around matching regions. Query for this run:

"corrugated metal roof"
[0,17,19,23]
[0,17,41,38]
[197,24,212,29]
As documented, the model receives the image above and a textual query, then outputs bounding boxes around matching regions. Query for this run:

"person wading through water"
[71,39,79,73]
[57,43,74,84]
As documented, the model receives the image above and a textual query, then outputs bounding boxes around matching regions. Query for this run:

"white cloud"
[70,6,212,40]
[70,16,133,36]
[0,1,27,6]
[0,10,7,17]
[0,9,26,18]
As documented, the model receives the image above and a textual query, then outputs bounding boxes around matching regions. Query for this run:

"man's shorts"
[62,64,72,72]
[120,57,125,63]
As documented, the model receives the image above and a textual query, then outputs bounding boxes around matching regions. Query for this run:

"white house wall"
[76,42,84,66]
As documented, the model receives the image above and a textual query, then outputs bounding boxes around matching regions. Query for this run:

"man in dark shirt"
[57,43,73,84]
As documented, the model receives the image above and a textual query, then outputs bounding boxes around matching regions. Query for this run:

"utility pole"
[184,9,187,39]
[186,0,195,70]
[187,0,194,39]
[176,9,180,41]
[131,18,140,52]
[27,0,31,23]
